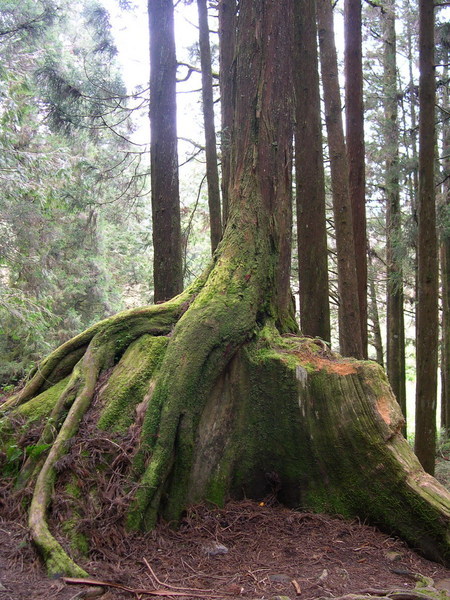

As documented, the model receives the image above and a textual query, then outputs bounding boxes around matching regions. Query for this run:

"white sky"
[100,0,205,149]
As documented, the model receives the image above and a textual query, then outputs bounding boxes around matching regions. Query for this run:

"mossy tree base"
[1,313,450,575]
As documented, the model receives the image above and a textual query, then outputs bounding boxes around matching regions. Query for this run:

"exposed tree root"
[0,280,208,576]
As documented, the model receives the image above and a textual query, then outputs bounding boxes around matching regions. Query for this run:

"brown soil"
[1,500,449,600]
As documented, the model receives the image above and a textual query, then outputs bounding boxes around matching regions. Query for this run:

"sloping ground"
[1,500,450,600]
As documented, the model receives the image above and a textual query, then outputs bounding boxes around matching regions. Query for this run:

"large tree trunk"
[294,0,331,343]
[344,0,367,358]
[197,0,222,253]
[415,0,438,475]
[1,0,450,580]
[149,0,183,302]
[218,0,236,226]
[317,0,363,359]
[382,0,407,428]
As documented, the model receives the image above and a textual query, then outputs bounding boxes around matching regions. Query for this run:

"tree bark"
[442,240,450,434]
[344,0,367,358]
[415,0,438,475]
[197,0,222,253]
[440,36,450,435]
[316,0,363,358]
[218,0,236,226]
[294,0,331,342]
[149,0,183,302]
[382,0,407,428]
[368,250,384,367]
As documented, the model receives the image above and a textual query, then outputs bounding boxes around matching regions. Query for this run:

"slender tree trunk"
[149,0,183,302]
[368,251,384,366]
[317,0,363,358]
[294,0,330,342]
[404,0,419,290]
[344,0,367,358]
[440,42,450,435]
[415,0,438,475]
[382,0,407,427]
[218,0,236,226]
[441,241,450,433]
[197,0,222,253]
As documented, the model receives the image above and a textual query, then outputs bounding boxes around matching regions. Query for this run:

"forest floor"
[1,499,450,600]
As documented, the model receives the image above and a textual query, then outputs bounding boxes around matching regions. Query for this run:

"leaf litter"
[1,499,450,600]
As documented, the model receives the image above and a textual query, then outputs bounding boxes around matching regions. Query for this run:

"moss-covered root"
[126,284,263,529]
[21,279,211,576]
[29,507,88,578]
[27,345,101,576]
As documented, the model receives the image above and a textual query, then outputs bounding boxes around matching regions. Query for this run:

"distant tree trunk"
[149,0,183,302]
[197,0,222,253]
[405,0,420,220]
[404,0,419,292]
[218,0,236,226]
[442,240,450,434]
[440,38,450,435]
[317,0,363,358]
[382,0,407,428]
[294,0,330,342]
[415,0,438,475]
[344,0,367,358]
[368,251,384,366]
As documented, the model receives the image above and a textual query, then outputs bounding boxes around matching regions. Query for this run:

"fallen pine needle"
[291,579,302,595]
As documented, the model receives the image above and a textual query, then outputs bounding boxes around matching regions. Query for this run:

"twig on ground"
[63,576,225,598]
[143,557,217,594]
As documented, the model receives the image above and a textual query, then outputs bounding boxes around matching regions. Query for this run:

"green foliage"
[2,443,22,476]
[0,0,154,384]
[1,439,50,478]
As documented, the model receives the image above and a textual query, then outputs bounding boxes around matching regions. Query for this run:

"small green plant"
[0,384,15,394]
[25,443,52,459]
[1,442,52,477]
[2,443,23,476]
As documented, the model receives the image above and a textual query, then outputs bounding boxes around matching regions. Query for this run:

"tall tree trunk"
[442,241,450,434]
[440,38,450,435]
[197,0,222,253]
[415,0,438,475]
[149,0,183,302]
[382,0,407,428]
[317,0,363,358]
[218,0,236,226]
[294,0,330,342]
[344,0,367,358]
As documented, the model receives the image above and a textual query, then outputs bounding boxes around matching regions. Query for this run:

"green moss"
[65,477,81,500]
[205,474,228,507]
[97,335,168,432]
[17,377,70,423]
[61,518,89,556]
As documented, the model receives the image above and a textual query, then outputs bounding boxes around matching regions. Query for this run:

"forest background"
[0,0,449,458]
